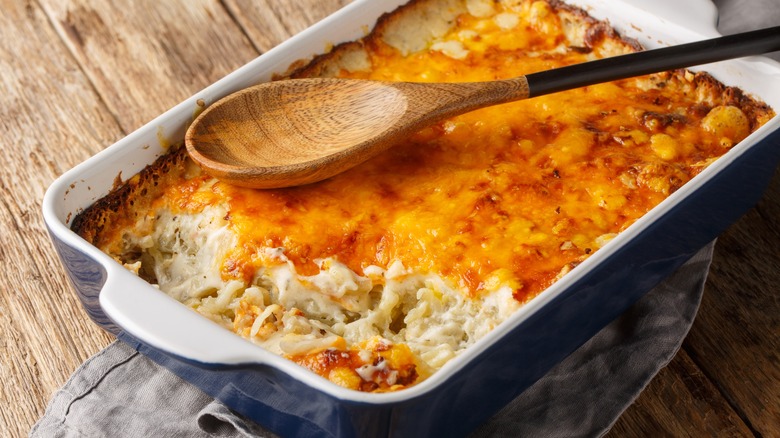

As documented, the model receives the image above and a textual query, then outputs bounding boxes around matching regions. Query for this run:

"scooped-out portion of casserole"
[72,0,774,392]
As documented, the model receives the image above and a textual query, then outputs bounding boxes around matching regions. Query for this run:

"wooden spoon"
[186,26,780,189]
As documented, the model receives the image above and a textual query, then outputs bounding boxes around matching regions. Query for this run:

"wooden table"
[1,1,777,436]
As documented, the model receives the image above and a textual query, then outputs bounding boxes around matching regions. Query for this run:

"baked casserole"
[72,0,773,392]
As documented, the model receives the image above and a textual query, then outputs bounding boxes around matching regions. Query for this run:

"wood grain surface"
[1,0,777,437]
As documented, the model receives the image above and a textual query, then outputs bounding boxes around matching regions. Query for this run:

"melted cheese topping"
[84,0,772,392]
[172,2,753,302]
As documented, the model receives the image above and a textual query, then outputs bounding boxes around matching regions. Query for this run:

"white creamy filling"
[126,206,520,372]
[144,207,233,303]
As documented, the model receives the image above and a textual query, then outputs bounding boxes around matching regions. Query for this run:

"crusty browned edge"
[691,71,775,131]
[286,0,435,79]
[72,0,775,244]
[288,0,645,79]
[71,145,190,248]
[288,0,470,78]
[545,0,645,52]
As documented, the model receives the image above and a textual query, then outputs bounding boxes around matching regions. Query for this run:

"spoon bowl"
[186,26,780,189]
[186,77,531,187]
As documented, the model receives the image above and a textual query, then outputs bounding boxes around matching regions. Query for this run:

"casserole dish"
[42,0,780,436]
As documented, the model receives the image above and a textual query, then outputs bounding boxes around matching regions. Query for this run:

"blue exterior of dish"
[47,232,118,334]
[47,126,780,437]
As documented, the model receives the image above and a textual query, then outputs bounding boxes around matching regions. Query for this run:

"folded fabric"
[712,0,780,54]
[31,243,713,438]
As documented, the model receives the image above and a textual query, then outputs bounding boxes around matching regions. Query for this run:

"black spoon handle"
[526,25,780,98]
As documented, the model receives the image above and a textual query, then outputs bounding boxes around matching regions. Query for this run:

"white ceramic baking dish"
[42,0,780,436]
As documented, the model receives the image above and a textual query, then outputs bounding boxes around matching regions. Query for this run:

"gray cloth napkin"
[31,243,714,438]
[713,0,780,52]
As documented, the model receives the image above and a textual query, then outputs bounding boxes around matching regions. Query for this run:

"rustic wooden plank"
[608,349,754,436]
[683,168,780,436]
[0,1,264,437]
[38,0,260,134]
[0,1,122,436]
[223,0,353,52]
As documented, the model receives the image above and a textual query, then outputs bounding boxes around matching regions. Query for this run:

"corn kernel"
[701,105,750,145]
[650,133,679,160]
[328,367,362,390]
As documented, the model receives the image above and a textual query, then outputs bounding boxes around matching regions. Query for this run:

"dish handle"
[99,265,272,366]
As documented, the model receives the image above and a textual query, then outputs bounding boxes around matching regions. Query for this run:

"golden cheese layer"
[73,0,773,391]
[185,0,767,301]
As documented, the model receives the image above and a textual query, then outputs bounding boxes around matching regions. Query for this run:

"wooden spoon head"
[185,78,410,188]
